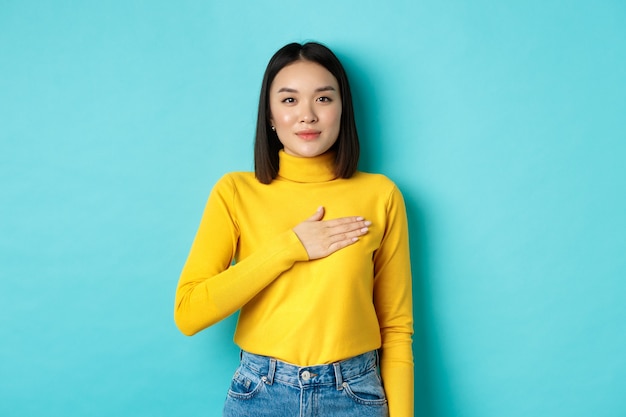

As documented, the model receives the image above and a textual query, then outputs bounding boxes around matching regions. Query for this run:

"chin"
[300,150,328,158]
[285,146,324,158]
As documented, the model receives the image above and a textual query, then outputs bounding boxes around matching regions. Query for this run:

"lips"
[296,129,321,140]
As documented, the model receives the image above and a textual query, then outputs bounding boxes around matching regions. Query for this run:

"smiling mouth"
[296,130,321,140]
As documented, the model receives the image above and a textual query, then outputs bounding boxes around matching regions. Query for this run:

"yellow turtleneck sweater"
[175,150,413,417]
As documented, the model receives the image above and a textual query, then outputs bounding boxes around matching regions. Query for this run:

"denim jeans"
[223,350,389,417]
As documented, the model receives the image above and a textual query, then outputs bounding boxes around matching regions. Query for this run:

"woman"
[174,42,413,417]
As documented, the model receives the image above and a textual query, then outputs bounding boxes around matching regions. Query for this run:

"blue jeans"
[223,350,389,417]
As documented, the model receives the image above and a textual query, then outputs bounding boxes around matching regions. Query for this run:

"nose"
[300,102,318,123]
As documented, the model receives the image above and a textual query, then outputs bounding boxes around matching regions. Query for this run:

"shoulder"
[351,171,402,193]
[350,172,407,211]
[214,171,257,188]
[209,171,258,198]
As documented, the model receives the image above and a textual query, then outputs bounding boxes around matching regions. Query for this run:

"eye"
[281,97,296,104]
[317,96,332,103]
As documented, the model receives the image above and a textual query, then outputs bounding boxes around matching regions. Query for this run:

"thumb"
[305,206,325,222]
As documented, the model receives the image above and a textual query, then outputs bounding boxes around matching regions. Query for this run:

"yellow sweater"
[175,150,413,417]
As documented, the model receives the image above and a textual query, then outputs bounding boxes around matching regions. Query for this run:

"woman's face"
[269,60,342,158]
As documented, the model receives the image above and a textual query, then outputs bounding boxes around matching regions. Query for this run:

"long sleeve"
[174,152,414,414]
[174,174,308,336]
[373,185,414,417]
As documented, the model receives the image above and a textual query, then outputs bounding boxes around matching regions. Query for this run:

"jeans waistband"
[239,350,378,389]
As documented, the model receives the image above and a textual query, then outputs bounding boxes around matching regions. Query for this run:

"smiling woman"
[254,42,361,185]
[269,60,342,158]
[174,42,413,417]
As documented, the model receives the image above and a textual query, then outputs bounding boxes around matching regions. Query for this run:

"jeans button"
[301,370,311,380]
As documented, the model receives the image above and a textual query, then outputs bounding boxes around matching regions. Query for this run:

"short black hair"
[254,42,360,184]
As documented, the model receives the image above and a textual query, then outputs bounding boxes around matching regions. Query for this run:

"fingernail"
[356,216,364,221]
[361,227,369,233]
[364,221,372,226]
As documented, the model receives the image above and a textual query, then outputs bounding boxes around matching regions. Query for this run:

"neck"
[277,150,337,183]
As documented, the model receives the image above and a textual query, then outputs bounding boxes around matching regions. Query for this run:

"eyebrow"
[277,86,337,93]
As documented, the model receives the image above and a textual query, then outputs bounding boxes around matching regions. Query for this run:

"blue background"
[1,1,625,416]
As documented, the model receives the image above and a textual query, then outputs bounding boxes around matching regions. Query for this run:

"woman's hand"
[293,207,371,260]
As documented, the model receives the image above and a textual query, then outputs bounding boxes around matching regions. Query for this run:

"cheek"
[326,107,342,130]
[278,113,294,124]
[272,109,295,126]
[269,102,286,125]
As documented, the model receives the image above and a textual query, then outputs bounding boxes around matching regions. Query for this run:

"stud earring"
[271,126,276,131]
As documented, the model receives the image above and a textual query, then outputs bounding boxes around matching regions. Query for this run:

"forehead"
[271,60,339,91]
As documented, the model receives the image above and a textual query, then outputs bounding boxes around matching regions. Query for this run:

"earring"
[271,126,276,131]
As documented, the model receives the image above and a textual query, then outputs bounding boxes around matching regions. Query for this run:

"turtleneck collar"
[277,150,337,183]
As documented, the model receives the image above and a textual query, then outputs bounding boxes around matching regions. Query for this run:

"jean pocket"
[227,366,266,400]
[342,369,388,406]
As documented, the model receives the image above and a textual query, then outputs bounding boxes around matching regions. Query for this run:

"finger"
[305,206,325,222]
[327,227,369,245]
[327,235,360,254]
[323,216,368,228]
[325,219,371,236]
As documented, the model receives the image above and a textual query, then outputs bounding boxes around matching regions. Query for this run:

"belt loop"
[333,362,343,390]
[267,358,276,385]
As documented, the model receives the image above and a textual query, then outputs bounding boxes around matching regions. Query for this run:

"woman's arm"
[373,184,414,417]
[174,175,305,335]
[174,174,370,336]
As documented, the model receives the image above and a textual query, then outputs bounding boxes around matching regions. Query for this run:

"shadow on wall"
[404,192,437,417]
[344,52,438,417]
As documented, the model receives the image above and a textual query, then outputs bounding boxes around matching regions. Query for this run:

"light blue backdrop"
[1,1,625,416]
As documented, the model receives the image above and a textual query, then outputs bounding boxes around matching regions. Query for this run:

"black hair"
[254,42,360,184]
